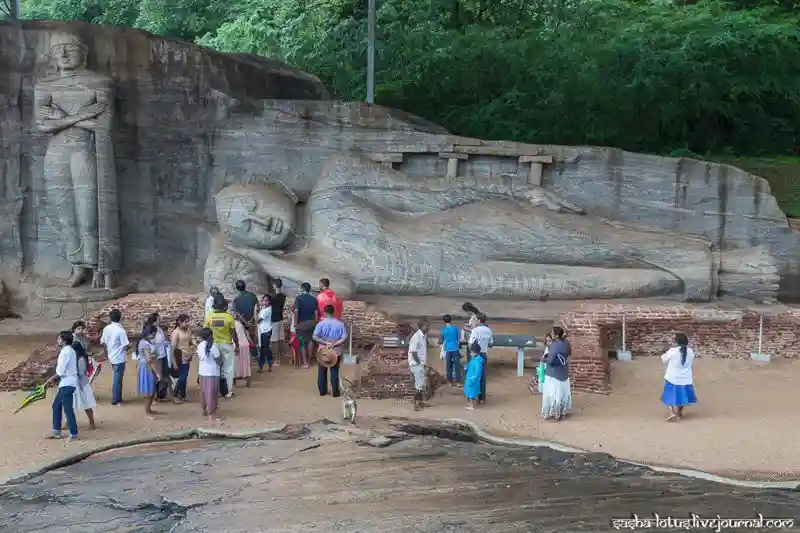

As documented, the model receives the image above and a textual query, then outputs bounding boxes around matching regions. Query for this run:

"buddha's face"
[53,43,87,71]
[216,184,295,250]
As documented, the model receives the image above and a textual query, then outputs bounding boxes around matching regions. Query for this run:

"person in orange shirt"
[317,278,343,320]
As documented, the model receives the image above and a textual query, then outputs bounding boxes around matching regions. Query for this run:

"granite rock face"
[0,20,327,295]
[1,420,798,532]
[1,21,798,309]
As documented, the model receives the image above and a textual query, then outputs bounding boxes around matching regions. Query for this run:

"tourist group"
[45,283,699,440]
[44,278,347,439]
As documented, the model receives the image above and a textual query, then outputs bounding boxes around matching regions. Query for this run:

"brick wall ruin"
[0,293,405,392]
[354,339,445,400]
[557,302,800,394]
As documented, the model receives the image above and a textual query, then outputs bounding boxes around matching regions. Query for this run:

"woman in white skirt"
[541,326,572,421]
[71,321,97,430]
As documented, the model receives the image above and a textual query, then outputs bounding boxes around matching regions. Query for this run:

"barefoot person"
[464,342,485,410]
[204,296,239,398]
[100,308,129,406]
[71,321,97,430]
[270,279,287,367]
[461,302,480,362]
[197,328,223,423]
[312,305,348,397]
[257,294,273,372]
[45,331,79,441]
[171,314,193,403]
[294,282,319,369]
[137,325,162,419]
[233,318,253,388]
[468,313,493,404]
[142,313,173,402]
[408,319,430,411]
[233,279,260,361]
[660,332,697,422]
[541,327,572,421]
[439,314,461,386]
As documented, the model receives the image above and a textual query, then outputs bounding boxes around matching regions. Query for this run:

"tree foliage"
[18,0,800,155]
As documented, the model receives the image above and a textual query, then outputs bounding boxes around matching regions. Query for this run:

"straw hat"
[316,346,340,368]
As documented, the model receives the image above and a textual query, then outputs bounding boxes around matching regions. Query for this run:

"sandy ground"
[0,339,798,484]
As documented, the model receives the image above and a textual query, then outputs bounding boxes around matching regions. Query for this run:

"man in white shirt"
[45,330,80,440]
[408,318,430,411]
[468,313,493,404]
[100,308,130,406]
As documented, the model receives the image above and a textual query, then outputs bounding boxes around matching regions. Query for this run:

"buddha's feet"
[718,245,780,303]
[90,271,114,289]
[67,267,90,288]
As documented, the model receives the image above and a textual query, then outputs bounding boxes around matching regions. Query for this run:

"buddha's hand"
[520,186,586,214]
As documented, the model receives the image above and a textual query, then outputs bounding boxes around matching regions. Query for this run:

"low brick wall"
[354,338,446,400]
[556,302,800,394]
[0,292,405,391]
[0,344,59,392]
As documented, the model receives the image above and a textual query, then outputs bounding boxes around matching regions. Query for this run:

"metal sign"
[382,335,407,348]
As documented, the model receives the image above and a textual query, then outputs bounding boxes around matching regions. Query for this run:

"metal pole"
[757,313,764,354]
[622,314,627,353]
[366,0,376,104]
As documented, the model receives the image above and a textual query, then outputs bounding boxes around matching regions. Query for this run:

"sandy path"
[0,346,798,483]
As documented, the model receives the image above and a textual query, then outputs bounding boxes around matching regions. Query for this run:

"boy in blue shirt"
[439,314,462,386]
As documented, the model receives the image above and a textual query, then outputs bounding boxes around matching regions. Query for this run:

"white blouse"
[197,341,221,377]
[661,346,695,386]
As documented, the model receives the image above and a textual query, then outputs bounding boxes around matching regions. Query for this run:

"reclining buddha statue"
[205,152,779,302]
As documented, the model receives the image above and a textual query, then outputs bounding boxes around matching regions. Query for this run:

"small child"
[197,327,224,423]
[439,314,462,386]
[464,341,486,410]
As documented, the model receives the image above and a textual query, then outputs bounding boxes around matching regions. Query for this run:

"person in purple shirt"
[312,305,348,397]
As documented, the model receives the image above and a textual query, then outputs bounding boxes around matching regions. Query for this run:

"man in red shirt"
[317,278,343,320]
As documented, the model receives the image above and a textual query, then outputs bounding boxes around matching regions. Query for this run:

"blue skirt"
[137,360,157,396]
[661,380,697,407]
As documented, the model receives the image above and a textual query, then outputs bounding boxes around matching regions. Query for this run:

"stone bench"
[460,333,537,377]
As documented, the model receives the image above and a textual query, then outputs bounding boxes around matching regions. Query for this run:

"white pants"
[410,365,426,392]
[218,343,236,393]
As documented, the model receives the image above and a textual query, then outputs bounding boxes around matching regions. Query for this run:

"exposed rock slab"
[1,420,798,532]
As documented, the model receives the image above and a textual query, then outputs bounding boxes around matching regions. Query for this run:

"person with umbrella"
[44,330,80,440]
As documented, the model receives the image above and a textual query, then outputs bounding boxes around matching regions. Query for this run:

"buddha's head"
[215,182,296,250]
[50,32,88,71]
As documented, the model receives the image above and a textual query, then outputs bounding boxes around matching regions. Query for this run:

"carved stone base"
[12,277,138,324]
[35,283,135,303]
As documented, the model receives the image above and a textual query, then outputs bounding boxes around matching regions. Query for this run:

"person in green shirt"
[204,296,239,398]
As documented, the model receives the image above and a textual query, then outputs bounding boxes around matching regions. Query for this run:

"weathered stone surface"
[0,20,327,300]
[1,21,798,310]
[1,420,798,531]
[221,154,780,303]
